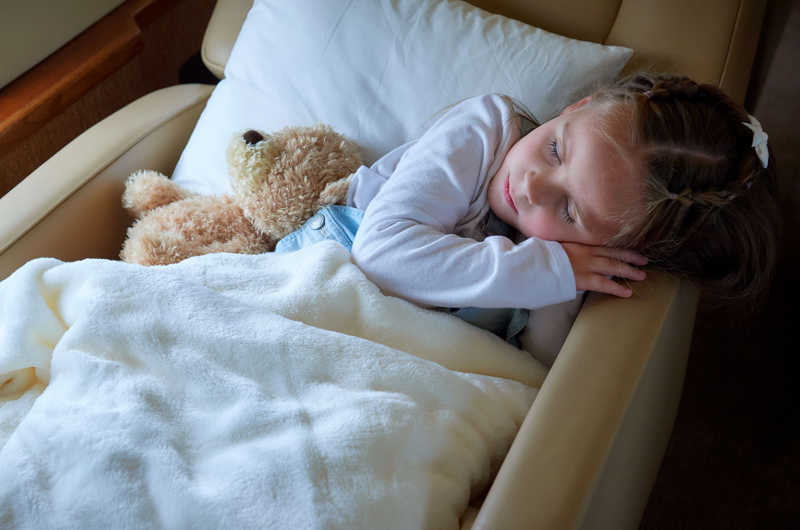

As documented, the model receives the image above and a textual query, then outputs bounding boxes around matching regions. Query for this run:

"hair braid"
[641,76,761,209]
[586,72,780,308]
[643,76,700,100]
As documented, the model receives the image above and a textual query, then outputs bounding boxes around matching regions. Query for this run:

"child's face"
[488,99,644,246]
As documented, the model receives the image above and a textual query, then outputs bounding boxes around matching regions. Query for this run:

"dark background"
[640,0,799,527]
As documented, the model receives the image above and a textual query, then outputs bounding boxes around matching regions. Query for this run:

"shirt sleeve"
[351,93,576,309]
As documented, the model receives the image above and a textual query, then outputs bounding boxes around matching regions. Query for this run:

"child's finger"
[590,256,646,282]
[611,260,647,282]
[600,247,649,266]
[580,273,634,298]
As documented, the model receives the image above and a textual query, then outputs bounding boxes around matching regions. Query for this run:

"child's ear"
[560,96,592,115]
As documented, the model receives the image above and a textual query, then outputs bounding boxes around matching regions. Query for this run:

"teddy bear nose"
[243,130,264,145]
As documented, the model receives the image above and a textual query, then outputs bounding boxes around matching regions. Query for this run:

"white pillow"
[171,0,633,195]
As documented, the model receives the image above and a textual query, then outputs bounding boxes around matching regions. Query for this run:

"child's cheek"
[520,213,561,242]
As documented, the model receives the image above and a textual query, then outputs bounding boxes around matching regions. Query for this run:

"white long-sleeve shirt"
[348,93,576,310]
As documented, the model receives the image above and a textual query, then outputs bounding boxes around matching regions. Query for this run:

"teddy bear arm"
[122,170,198,218]
[318,174,354,206]
[120,195,272,265]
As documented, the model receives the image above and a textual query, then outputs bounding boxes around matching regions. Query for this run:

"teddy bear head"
[225,123,363,241]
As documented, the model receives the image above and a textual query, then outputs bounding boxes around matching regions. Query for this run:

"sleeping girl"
[276,72,780,347]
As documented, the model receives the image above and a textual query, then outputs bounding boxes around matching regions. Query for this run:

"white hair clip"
[742,115,769,168]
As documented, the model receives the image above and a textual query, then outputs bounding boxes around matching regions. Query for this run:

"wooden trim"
[0,0,177,159]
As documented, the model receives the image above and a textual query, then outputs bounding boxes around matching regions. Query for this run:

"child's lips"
[504,175,518,213]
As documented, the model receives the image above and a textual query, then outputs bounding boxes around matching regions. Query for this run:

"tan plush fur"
[120,123,363,266]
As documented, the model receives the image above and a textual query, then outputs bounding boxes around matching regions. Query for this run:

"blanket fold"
[0,242,546,530]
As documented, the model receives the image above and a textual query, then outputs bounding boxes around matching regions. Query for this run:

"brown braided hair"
[587,73,780,308]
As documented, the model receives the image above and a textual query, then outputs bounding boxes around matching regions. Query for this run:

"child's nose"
[524,171,553,205]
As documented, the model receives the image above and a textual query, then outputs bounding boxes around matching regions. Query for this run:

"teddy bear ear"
[242,130,264,145]
[226,129,279,194]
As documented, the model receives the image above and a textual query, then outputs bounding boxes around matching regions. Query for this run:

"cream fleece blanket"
[0,241,548,530]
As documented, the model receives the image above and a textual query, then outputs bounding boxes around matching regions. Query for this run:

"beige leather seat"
[0,1,766,528]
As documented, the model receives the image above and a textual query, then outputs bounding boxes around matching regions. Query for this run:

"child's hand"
[561,243,648,298]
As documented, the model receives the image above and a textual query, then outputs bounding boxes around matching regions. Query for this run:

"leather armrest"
[0,84,214,281]
[201,0,253,79]
[472,273,698,530]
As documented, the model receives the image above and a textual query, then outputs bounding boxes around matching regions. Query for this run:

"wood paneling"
[0,0,179,159]
[0,0,217,197]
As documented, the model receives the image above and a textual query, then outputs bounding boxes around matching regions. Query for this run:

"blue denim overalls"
[275,205,529,347]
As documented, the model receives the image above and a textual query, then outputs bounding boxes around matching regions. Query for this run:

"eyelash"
[561,199,575,225]
[549,139,573,224]
[548,139,560,163]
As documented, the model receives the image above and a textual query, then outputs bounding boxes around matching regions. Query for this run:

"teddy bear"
[120,123,363,266]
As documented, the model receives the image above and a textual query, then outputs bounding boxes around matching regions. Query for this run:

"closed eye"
[549,139,561,163]
[561,198,575,224]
